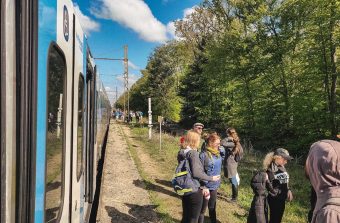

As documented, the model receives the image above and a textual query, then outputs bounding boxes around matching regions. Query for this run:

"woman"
[198,133,225,223]
[177,130,220,223]
[264,148,293,223]
[305,140,340,223]
[247,165,278,223]
[221,127,243,202]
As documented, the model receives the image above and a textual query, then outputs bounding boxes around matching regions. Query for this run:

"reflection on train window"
[45,45,66,223]
[77,73,84,180]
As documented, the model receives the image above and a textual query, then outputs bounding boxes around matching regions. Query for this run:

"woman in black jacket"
[247,170,278,222]
[221,127,243,202]
[264,148,294,223]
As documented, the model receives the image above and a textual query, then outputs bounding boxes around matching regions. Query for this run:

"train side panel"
[1,1,17,222]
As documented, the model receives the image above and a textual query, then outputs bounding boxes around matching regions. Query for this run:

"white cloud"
[166,21,176,39]
[166,6,197,39]
[116,73,140,88]
[183,7,197,18]
[91,0,168,43]
[105,86,111,91]
[74,4,100,35]
[128,61,140,70]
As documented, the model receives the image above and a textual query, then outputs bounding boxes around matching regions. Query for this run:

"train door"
[1,0,37,222]
[70,11,86,223]
[83,53,96,220]
[1,1,6,221]
[41,0,73,222]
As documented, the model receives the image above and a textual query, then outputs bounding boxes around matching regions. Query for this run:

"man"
[193,122,208,152]
[193,122,204,135]
[180,123,205,149]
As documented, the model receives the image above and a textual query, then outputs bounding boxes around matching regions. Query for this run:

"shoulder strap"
[322,197,340,207]
[202,151,210,171]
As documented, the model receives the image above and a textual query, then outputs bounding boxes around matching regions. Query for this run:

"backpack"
[171,152,200,196]
[249,170,267,195]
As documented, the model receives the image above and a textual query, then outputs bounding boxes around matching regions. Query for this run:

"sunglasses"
[195,127,203,130]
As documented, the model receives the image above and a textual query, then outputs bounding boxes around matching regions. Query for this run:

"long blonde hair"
[262,152,281,170]
[183,130,201,149]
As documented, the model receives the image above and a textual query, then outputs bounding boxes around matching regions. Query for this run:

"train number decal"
[63,5,69,42]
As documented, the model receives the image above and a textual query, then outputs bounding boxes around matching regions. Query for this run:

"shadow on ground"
[133,179,180,199]
[155,178,173,188]
[105,203,180,223]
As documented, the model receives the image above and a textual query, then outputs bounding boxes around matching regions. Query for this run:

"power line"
[99,74,122,76]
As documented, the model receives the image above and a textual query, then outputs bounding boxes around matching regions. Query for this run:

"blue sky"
[74,0,201,104]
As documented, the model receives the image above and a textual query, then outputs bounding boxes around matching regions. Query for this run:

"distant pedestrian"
[135,111,140,123]
[139,111,143,123]
[221,127,243,202]
[264,148,293,223]
[177,130,220,223]
[199,133,225,223]
[305,140,340,223]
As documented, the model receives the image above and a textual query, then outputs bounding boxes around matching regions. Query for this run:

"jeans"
[182,190,203,223]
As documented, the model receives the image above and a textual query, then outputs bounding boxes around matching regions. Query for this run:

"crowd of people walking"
[175,122,340,223]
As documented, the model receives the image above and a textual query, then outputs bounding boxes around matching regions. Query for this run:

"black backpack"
[171,152,200,196]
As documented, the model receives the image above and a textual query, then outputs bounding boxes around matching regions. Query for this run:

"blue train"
[1,0,111,222]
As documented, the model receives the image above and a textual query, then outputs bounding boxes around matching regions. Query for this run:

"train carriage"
[0,0,111,222]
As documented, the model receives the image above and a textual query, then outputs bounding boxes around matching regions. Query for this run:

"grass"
[126,124,310,223]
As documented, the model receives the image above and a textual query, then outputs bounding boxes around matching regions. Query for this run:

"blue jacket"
[199,146,225,190]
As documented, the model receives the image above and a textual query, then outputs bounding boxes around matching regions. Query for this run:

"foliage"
[126,0,339,156]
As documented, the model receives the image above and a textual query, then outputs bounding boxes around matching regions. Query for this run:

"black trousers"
[268,196,285,223]
[182,190,203,223]
[198,190,218,223]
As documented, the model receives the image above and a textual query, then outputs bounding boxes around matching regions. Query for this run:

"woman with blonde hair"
[264,148,293,223]
[177,130,220,223]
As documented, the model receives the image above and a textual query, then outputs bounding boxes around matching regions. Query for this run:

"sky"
[73,0,202,105]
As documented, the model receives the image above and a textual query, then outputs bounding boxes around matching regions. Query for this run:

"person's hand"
[287,190,293,202]
[202,188,209,196]
[212,175,220,181]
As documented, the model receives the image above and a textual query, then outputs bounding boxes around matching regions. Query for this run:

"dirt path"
[97,121,159,223]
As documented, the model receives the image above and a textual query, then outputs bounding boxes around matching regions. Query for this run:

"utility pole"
[94,45,129,121]
[124,45,129,122]
[115,86,118,110]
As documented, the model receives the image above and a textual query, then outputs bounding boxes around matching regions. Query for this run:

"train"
[1,0,111,222]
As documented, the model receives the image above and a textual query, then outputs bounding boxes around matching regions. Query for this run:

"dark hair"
[226,127,241,154]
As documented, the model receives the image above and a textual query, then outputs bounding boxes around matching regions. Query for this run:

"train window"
[45,44,66,223]
[77,73,84,180]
